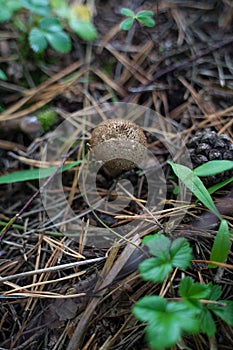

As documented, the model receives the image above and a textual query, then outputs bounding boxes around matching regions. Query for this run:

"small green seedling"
[120,7,155,31]
[133,234,233,350]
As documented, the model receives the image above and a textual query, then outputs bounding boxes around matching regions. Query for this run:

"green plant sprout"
[0,0,97,54]
[120,7,155,31]
[133,234,233,350]
[168,160,233,267]
[0,160,81,185]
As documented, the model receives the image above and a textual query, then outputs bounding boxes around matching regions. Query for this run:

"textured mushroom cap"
[90,118,147,172]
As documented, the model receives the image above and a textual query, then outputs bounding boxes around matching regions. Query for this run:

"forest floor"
[0,1,233,349]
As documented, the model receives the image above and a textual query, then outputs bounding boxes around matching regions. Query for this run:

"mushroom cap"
[90,118,147,172]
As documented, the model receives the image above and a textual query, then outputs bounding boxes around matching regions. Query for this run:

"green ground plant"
[120,7,155,31]
[0,0,97,54]
[133,160,233,349]
[133,233,233,350]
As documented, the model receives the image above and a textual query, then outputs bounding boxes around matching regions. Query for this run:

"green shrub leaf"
[209,300,233,326]
[0,161,81,184]
[199,308,216,337]
[0,7,13,22]
[133,296,199,350]
[121,7,135,17]
[139,257,173,282]
[0,0,22,22]
[29,28,47,52]
[7,0,22,11]
[39,17,63,32]
[194,160,233,177]
[45,31,71,53]
[142,233,170,257]
[120,17,134,30]
[207,284,222,301]
[179,277,209,308]
[168,162,221,219]
[170,237,193,269]
[69,18,97,41]
[19,0,50,16]
[50,0,69,18]
[209,219,231,268]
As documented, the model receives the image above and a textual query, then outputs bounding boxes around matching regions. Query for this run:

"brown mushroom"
[89,118,147,175]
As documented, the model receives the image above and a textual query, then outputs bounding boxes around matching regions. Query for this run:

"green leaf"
[143,234,171,258]
[136,10,155,27]
[199,308,216,337]
[29,28,47,52]
[121,7,135,17]
[168,162,221,219]
[179,277,209,299]
[133,296,199,350]
[45,31,71,53]
[209,219,231,268]
[7,0,22,11]
[138,16,155,27]
[68,18,97,41]
[39,17,63,32]
[139,257,173,283]
[208,176,233,194]
[194,160,233,177]
[179,277,209,308]
[133,296,167,322]
[120,17,134,30]
[0,69,7,81]
[0,0,22,22]
[0,161,81,184]
[209,300,233,326]
[0,7,13,22]
[19,0,50,16]
[136,10,154,18]
[206,283,222,301]
[51,0,69,18]
[139,234,192,282]
[170,237,193,269]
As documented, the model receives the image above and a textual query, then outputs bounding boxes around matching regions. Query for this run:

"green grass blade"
[0,161,81,184]
[208,176,233,194]
[209,219,231,268]
[168,162,221,219]
[194,160,233,177]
